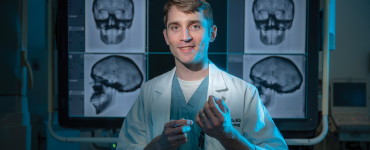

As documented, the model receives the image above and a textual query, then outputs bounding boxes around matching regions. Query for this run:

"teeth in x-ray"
[91,93,110,114]
[91,93,107,104]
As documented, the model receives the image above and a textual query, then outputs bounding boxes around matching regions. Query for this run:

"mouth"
[91,93,108,105]
[178,46,195,52]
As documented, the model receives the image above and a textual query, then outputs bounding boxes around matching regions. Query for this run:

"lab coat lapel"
[150,67,176,138]
[204,62,228,150]
[208,62,228,100]
[150,62,238,150]
[204,62,243,150]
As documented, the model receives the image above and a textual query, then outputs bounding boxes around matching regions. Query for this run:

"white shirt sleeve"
[116,90,148,150]
[242,87,288,150]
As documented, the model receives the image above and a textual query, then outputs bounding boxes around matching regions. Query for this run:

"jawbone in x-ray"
[244,0,306,53]
[84,54,145,117]
[85,0,146,53]
[243,55,306,118]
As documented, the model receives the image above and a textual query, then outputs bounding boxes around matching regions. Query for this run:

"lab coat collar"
[153,61,227,93]
[151,61,228,139]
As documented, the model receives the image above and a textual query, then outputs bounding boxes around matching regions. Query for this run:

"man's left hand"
[195,95,234,140]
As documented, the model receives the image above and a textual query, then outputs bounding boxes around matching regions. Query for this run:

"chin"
[177,55,196,64]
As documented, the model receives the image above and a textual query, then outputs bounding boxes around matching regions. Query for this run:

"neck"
[175,58,209,81]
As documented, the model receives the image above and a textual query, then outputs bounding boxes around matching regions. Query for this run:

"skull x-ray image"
[244,0,306,53]
[252,0,294,45]
[92,0,134,44]
[243,55,306,118]
[85,0,145,53]
[84,54,146,117]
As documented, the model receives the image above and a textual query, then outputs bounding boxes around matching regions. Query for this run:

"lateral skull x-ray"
[92,0,134,45]
[90,55,143,114]
[252,0,294,45]
[249,56,303,108]
[243,55,306,118]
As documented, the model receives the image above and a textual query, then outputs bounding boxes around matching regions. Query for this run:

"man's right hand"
[145,119,193,150]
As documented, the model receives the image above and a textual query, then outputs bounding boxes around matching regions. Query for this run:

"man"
[117,0,288,149]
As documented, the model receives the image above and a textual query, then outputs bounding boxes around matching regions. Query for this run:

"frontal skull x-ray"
[243,55,306,118]
[85,0,145,53]
[252,0,294,45]
[84,54,145,117]
[92,0,134,44]
[244,0,306,53]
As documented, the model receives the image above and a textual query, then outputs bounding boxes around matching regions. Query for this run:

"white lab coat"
[117,62,288,150]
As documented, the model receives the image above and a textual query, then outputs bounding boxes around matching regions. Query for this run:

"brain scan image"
[243,55,306,118]
[84,54,145,117]
[85,0,146,53]
[244,0,306,53]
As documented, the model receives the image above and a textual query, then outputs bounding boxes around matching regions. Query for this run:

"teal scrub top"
[170,74,209,150]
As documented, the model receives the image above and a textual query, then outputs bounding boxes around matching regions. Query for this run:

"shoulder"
[219,71,258,95]
[140,69,174,92]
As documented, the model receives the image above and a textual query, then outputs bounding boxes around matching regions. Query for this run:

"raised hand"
[195,95,233,141]
[156,119,193,150]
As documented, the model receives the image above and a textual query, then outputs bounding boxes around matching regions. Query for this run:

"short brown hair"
[163,0,213,30]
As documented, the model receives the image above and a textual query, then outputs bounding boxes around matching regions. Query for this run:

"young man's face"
[163,6,216,65]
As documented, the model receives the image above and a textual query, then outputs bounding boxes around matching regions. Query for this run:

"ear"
[163,29,169,45]
[209,25,217,42]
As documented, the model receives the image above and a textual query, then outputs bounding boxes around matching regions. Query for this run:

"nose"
[268,17,275,26]
[109,15,115,25]
[181,28,192,42]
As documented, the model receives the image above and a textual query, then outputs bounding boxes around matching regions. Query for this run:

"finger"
[195,113,205,130]
[199,109,211,127]
[220,98,230,114]
[166,119,193,128]
[168,133,187,142]
[208,96,223,118]
[203,99,217,121]
[165,125,191,136]
[215,97,226,113]
[176,138,187,146]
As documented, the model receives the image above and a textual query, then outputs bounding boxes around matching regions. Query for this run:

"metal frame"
[48,0,330,145]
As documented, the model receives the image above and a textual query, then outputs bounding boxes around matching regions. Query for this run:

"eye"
[257,11,269,20]
[191,25,200,30]
[98,10,109,19]
[171,26,179,31]
[275,11,284,20]
[115,10,125,19]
